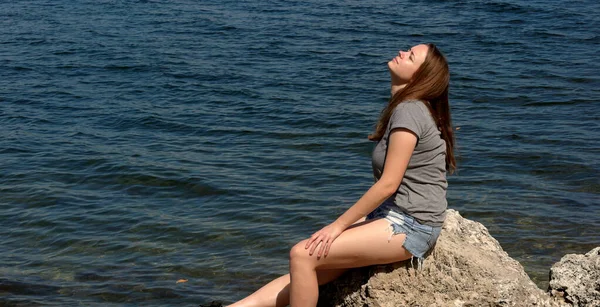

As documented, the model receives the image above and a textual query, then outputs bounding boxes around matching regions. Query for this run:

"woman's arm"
[306,128,417,257]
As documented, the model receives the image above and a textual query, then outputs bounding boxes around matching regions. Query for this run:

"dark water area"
[1,0,599,305]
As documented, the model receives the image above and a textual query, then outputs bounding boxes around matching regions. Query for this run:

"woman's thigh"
[291,218,412,270]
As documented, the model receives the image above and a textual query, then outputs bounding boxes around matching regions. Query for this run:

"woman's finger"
[317,237,329,258]
[324,240,332,257]
[309,235,323,255]
[305,232,319,249]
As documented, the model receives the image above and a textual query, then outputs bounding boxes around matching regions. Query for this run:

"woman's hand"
[304,221,345,258]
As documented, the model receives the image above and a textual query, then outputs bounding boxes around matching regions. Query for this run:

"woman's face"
[388,44,429,83]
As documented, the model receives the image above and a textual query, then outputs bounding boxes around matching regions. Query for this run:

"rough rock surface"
[549,247,600,307]
[318,209,569,307]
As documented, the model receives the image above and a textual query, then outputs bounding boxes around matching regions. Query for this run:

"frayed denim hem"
[367,203,441,270]
[386,223,426,270]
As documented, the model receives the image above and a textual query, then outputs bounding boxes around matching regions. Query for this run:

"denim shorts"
[366,202,441,262]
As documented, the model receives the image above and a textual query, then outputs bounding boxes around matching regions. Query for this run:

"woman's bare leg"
[289,218,412,307]
[227,269,346,307]
[228,217,367,307]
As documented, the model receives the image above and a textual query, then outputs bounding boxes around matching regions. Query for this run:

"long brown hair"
[368,43,456,173]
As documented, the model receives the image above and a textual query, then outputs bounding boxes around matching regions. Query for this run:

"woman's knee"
[289,239,312,264]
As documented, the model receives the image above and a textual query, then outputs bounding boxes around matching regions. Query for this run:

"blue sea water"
[1,0,599,305]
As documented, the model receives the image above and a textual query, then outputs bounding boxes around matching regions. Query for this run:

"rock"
[318,209,569,307]
[549,247,600,307]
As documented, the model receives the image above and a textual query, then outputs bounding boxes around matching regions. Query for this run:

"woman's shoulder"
[399,98,426,106]
[393,99,429,114]
[388,99,431,135]
[390,99,437,135]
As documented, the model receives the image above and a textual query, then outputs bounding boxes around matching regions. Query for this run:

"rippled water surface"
[1,0,599,305]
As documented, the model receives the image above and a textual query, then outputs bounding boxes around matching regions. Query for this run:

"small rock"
[549,247,600,307]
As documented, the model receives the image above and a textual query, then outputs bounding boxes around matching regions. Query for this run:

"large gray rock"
[318,209,568,307]
[549,247,600,307]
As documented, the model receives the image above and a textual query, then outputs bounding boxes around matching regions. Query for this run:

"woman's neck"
[390,83,407,96]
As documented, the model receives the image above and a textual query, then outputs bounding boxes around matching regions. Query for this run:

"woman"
[227,43,456,307]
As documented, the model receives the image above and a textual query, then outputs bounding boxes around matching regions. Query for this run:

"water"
[1,0,599,305]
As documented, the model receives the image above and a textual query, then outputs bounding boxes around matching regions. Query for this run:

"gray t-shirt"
[371,99,447,226]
